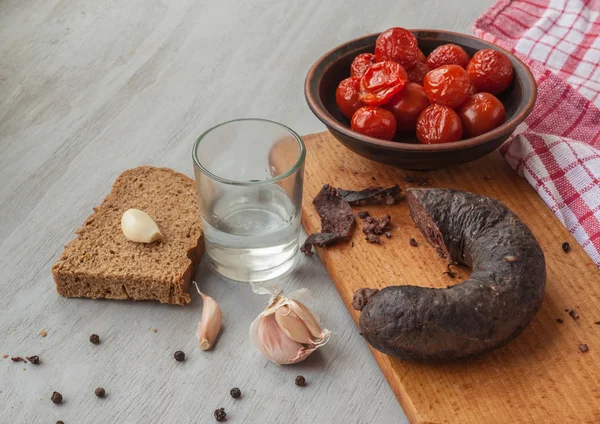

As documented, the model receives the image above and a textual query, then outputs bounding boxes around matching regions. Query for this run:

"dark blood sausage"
[353,188,546,362]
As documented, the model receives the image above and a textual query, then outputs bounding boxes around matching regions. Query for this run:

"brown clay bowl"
[304,30,537,170]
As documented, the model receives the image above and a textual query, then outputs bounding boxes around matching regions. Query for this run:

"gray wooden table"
[0,0,492,422]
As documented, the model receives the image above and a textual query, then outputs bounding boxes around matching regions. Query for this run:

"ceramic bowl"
[305,30,537,170]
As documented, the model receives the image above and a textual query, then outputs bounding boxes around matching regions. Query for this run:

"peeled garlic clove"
[194,282,222,351]
[288,300,330,342]
[254,314,310,365]
[275,305,314,345]
[121,208,162,243]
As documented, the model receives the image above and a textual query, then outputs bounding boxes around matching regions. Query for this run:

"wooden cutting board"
[300,131,600,424]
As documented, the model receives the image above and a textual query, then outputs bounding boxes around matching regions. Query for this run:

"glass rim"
[192,118,306,186]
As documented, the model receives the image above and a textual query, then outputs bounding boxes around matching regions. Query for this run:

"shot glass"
[193,119,306,282]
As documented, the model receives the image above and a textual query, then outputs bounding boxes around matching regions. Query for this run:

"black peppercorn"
[214,407,227,421]
[295,375,306,386]
[579,343,589,353]
[95,387,105,398]
[230,387,241,399]
[51,391,63,404]
[385,231,392,238]
[89,334,100,345]
[409,238,418,247]
[174,350,185,362]
[562,242,570,253]
[358,211,370,219]
[26,355,40,365]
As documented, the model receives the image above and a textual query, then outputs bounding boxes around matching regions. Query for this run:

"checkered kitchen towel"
[473,0,600,265]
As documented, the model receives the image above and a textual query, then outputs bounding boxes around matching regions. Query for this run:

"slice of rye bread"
[52,166,204,305]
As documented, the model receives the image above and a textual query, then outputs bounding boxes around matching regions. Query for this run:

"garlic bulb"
[249,287,330,365]
[193,281,222,351]
[121,208,162,243]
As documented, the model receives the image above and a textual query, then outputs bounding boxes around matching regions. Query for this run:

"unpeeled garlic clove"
[275,305,314,345]
[121,208,162,243]
[287,300,330,342]
[194,283,222,351]
[255,314,314,365]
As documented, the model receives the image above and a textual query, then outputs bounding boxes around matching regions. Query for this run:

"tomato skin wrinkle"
[416,104,463,144]
[351,53,377,78]
[375,27,419,70]
[467,49,513,94]
[351,106,397,140]
[426,44,470,69]
[359,61,408,106]
[423,64,470,108]
[336,76,363,119]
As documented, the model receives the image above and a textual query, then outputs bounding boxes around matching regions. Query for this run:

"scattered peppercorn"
[151,328,157,333]
[409,238,418,247]
[562,242,570,253]
[385,231,391,238]
[579,344,589,353]
[295,375,306,386]
[358,211,370,219]
[89,334,100,344]
[556,318,564,324]
[371,176,376,181]
[366,234,380,244]
[230,387,241,399]
[27,356,40,365]
[214,408,227,421]
[51,391,63,404]
[57,421,64,424]
[95,388,105,398]
[2,354,8,359]
[11,357,26,363]
[569,309,579,320]
[174,350,185,362]
[39,330,47,337]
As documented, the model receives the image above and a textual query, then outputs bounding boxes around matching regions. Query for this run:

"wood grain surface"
[301,131,600,424]
[0,0,495,422]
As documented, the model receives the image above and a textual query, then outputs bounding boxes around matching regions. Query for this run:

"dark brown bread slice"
[52,166,204,305]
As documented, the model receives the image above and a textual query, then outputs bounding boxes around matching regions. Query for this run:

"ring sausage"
[353,188,546,362]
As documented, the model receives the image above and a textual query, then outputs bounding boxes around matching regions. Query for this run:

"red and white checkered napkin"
[473,0,600,265]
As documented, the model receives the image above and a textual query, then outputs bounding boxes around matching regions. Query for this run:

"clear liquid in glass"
[201,185,300,281]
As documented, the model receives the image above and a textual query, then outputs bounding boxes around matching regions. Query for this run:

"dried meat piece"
[361,214,392,236]
[301,185,354,256]
[338,185,402,206]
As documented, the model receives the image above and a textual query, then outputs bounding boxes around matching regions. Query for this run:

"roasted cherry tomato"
[351,53,377,78]
[359,61,408,106]
[385,82,430,132]
[423,64,470,108]
[417,49,427,63]
[336,77,362,119]
[426,44,470,69]
[457,92,506,138]
[407,62,430,85]
[351,106,397,140]
[375,27,419,70]
[416,104,463,144]
[467,49,513,94]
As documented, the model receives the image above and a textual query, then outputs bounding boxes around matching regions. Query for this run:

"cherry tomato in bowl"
[416,104,463,144]
[336,76,362,119]
[351,106,397,140]
[457,92,506,138]
[359,61,408,106]
[426,44,470,69]
[407,62,430,85]
[375,27,419,69]
[467,49,513,94]
[423,64,470,108]
[384,82,430,132]
[351,53,377,78]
